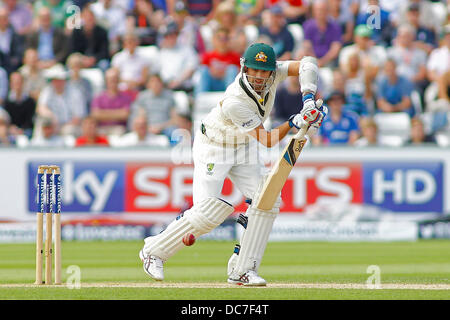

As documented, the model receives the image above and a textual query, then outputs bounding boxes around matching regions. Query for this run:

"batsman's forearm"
[256,121,292,148]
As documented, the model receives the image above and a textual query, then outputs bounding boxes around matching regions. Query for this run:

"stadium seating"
[173,91,191,116]
[431,2,447,30]
[199,24,214,51]
[137,45,159,63]
[287,23,304,53]
[244,24,259,44]
[80,68,105,96]
[374,112,411,146]
[192,91,224,132]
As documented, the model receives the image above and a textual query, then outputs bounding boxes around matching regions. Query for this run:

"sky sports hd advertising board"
[27,160,444,215]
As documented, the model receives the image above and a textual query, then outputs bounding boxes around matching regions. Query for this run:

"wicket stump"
[35,165,62,285]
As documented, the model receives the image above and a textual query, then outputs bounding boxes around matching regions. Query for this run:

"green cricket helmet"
[242,43,276,71]
[240,43,277,96]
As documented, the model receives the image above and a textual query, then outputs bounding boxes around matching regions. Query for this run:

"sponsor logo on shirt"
[242,119,254,127]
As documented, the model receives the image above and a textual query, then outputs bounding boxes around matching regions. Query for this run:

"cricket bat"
[255,124,309,211]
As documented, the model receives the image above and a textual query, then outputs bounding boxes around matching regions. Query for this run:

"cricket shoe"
[139,249,164,281]
[227,270,267,286]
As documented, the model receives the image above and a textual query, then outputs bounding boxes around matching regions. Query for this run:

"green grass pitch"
[0,240,449,300]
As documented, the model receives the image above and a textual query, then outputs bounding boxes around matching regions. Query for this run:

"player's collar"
[238,74,269,117]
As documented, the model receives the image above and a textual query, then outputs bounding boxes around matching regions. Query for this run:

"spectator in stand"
[426,25,450,112]
[387,24,428,97]
[3,0,33,35]
[90,68,132,135]
[209,1,247,55]
[0,7,24,74]
[114,115,170,147]
[18,48,47,101]
[66,53,94,109]
[303,0,342,67]
[155,21,199,92]
[401,3,437,55]
[194,27,240,96]
[406,117,436,145]
[312,90,360,146]
[339,25,387,81]
[329,0,354,45]
[393,0,442,35]
[35,64,87,136]
[234,0,264,23]
[127,0,160,46]
[129,74,178,140]
[26,7,70,69]
[151,0,169,14]
[174,113,193,137]
[3,72,36,138]
[69,7,110,72]
[90,0,127,56]
[111,32,151,91]
[0,109,14,146]
[75,116,110,147]
[172,1,206,55]
[72,0,91,10]
[33,0,73,29]
[354,117,381,147]
[167,0,220,22]
[269,0,309,25]
[376,59,415,118]
[341,51,371,116]
[355,0,394,46]
[259,5,294,60]
[0,66,7,105]
[272,75,303,127]
[29,116,66,147]
[331,68,346,96]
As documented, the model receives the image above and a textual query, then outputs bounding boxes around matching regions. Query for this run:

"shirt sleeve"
[222,98,262,133]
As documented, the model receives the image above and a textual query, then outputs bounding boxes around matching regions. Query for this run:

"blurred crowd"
[0,0,448,148]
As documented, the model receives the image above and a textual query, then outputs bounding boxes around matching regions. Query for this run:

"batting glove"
[302,93,317,115]
[288,113,303,129]
[301,99,328,129]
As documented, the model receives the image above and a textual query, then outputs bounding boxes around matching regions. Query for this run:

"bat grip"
[293,124,309,140]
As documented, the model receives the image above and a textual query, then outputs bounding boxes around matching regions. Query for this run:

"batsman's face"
[246,67,272,94]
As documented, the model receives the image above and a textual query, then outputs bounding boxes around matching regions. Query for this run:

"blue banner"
[28,162,125,213]
[363,162,443,213]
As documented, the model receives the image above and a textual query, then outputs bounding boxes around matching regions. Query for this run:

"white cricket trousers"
[192,134,265,205]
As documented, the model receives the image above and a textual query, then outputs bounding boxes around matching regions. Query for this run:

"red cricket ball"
[182,233,196,246]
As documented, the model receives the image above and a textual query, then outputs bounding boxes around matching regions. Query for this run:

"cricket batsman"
[139,43,327,285]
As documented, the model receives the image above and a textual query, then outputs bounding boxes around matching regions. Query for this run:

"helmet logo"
[255,52,267,62]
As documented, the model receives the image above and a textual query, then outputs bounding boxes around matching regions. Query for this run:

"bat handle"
[293,124,309,140]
